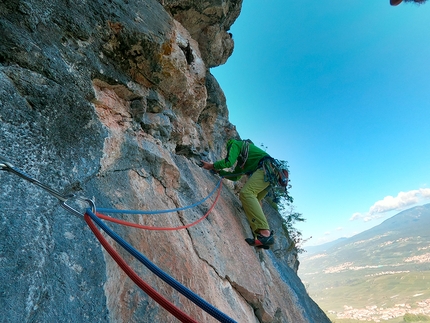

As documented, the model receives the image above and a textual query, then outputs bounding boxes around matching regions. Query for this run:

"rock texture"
[0,1,330,322]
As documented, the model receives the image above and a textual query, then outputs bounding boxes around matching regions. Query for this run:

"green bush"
[403,313,430,322]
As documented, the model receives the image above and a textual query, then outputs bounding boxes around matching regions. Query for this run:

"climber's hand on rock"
[200,161,214,170]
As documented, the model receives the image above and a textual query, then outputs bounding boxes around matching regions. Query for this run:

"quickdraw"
[0,155,95,216]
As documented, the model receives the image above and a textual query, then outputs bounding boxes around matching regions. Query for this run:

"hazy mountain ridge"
[302,203,430,269]
[299,203,430,321]
[304,237,348,255]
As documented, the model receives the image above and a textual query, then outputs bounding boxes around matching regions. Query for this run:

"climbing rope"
[96,179,222,230]
[85,212,199,323]
[1,156,237,323]
[86,208,237,323]
[97,178,222,215]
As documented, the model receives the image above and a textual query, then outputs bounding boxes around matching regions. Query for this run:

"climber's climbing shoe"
[245,231,274,249]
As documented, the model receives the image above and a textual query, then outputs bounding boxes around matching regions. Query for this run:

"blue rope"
[97,178,222,215]
[86,209,237,323]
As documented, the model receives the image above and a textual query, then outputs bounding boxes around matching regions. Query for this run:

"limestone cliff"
[0,1,330,322]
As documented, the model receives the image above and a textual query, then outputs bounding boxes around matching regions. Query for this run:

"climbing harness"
[0,155,237,323]
[259,156,289,188]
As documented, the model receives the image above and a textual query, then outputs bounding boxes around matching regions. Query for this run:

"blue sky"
[211,0,430,246]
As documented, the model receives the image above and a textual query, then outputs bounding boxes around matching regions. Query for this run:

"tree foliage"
[258,143,312,252]
[263,158,311,252]
[403,313,430,322]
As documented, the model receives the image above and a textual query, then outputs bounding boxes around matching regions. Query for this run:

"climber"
[390,0,427,5]
[201,138,275,249]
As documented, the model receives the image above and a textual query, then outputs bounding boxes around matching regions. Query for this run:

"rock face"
[0,1,330,322]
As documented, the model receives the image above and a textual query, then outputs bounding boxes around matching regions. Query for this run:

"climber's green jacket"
[213,139,269,181]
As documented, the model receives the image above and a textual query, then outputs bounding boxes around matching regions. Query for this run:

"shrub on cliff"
[403,313,430,322]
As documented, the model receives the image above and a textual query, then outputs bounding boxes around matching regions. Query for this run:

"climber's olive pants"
[239,169,270,235]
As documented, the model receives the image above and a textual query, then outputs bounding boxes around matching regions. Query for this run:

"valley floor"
[329,298,430,322]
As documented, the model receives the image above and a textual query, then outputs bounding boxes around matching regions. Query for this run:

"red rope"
[84,213,199,323]
[96,181,223,231]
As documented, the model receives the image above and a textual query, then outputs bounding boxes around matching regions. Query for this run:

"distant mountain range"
[304,237,349,255]
[299,203,430,322]
[302,203,430,263]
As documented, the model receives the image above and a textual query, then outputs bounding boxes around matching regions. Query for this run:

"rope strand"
[97,178,222,215]
[85,213,199,323]
[86,209,237,323]
[96,181,222,230]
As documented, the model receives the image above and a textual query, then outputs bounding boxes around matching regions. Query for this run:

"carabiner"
[60,195,96,218]
[0,155,13,171]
